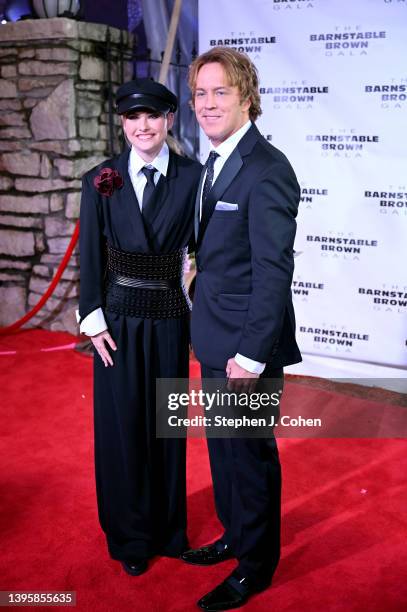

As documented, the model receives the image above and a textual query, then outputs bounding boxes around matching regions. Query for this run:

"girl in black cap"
[78,79,201,575]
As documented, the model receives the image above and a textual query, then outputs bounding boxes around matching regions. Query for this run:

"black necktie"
[141,166,157,222]
[199,151,219,242]
[201,151,219,211]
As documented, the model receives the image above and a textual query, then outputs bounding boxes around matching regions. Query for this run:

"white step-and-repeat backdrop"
[198,0,407,372]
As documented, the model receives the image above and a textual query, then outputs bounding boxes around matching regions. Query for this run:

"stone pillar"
[0,18,132,334]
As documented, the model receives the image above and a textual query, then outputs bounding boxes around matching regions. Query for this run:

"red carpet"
[0,330,406,611]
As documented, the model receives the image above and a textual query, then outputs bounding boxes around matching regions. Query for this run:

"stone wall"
[0,18,132,334]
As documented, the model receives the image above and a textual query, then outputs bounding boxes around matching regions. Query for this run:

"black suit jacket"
[191,123,302,370]
[79,147,202,323]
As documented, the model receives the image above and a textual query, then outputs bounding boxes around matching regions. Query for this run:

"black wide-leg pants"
[201,363,283,586]
[93,313,190,561]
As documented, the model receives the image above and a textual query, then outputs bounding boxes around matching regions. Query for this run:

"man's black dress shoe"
[120,559,148,576]
[181,541,233,566]
[197,571,268,611]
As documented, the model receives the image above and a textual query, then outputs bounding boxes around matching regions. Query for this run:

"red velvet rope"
[0,220,80,335]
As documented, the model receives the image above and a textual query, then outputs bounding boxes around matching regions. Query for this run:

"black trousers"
[201,363,283,586]
[93,313,190,561]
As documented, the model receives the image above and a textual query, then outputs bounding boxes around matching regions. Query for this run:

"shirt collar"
[211,120,252,160]
[129,141,169,177]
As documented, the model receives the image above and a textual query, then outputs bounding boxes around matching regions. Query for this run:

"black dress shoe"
[120,559,148,576]
[197,571,268,611]
[181,541,233,566]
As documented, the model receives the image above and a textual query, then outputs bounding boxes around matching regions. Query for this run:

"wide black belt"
[107,244,186,280]
[104,245,191,319]
[108,273,180,290]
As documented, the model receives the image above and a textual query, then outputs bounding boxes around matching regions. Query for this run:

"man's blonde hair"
[188,47,262,122]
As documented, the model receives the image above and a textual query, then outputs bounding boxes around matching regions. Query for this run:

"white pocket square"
[215,201,238,211]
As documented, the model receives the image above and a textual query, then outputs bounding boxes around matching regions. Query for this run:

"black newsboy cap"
[116,78,178,114]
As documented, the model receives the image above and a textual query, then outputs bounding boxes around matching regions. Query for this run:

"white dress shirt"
[200,121,266,375]
[129,142,169,210]
[77,144,170,336]
[199,120,252,220]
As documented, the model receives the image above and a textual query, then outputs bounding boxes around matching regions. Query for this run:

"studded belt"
[104,245,191,319]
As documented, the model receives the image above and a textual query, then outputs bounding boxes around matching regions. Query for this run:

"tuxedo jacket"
[191,123,302,370]
[78,147,202,323]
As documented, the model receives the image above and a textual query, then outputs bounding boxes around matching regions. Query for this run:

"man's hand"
[226,357,260,393]
[91,330,117,367]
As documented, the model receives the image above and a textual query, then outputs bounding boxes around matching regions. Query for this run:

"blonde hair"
[188,47,262,121]
[166,133,185,156]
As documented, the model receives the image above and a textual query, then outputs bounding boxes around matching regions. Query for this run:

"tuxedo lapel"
[194,169,206,243]
[145,150,178,229]
[142,172,165,227]
[196,124,261,248]
[140,151,181,252]
[237,122,262,157]
[115,149,150,252]
[197,147,243,247]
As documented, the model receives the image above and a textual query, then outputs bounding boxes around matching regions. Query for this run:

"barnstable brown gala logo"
[364,189,407,208]
[292,279,325,298]
[300,186,328,210]
[306,133,379,157]
[365,83,406,107]
[306,235,378,255]
[260,85,328,104]
[299,326,369,347]
[309,28,386,55]
[359,287,407,309]
[209,35,276,54]
[300,186,328,204]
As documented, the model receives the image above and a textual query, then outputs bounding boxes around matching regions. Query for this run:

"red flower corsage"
[94,167,123,196]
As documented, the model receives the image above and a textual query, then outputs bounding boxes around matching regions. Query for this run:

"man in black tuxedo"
[181,48,302,610]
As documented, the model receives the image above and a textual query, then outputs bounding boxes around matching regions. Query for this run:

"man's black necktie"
[201,150,219,210]
[141,166,157,224]
[200,151,219,238]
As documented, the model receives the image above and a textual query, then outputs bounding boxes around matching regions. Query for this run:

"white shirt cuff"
[235,353,266,375]
[76,308,108,336]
